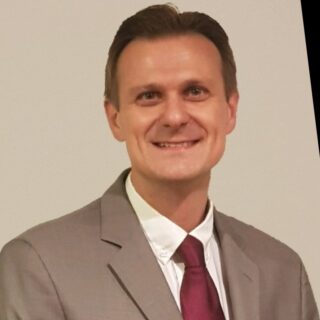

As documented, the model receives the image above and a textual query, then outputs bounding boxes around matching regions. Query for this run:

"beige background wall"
[1,0,319,306]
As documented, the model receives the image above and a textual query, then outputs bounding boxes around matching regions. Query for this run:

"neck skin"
[130,170,211,232]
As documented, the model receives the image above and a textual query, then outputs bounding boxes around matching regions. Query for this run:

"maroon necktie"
[177,235,225,320]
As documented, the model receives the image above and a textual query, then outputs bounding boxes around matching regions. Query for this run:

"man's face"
[106,34,238,185]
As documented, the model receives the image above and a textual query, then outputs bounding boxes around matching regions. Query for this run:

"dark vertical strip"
[107,265,149,320]
[300,0,319,154]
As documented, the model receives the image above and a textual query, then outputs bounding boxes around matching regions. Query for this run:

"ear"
[104,100,125,141]
[225,90,239,134]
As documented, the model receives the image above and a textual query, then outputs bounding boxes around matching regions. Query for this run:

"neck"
[130,171,211,232]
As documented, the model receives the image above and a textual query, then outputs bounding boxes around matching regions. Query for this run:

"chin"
[150,164,211,184]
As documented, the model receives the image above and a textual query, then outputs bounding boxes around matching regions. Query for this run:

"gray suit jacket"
[0,170,319,320]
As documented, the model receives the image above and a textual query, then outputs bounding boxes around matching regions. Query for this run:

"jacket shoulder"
[215,210,301,266]
[3,198,101,253]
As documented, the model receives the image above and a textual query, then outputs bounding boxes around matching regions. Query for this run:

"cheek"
[129,111,160,136]
[213,106,231,132]
[197,108,229,134]
[117,110,139,136]
[119,117,150,146]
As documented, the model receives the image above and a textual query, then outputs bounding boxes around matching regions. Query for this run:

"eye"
[184,86,209,101]
[136,91,161,106]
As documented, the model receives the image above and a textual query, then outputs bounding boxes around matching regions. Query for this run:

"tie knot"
[177,235,205,268]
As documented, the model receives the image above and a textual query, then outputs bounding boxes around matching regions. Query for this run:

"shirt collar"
[125,173,215,265]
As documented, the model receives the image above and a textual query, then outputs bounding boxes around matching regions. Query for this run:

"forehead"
[116,34,223,90]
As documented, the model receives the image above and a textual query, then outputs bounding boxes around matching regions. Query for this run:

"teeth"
[157,141,194,148]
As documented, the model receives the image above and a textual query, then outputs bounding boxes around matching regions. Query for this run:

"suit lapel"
[100,170,182,320]
[215,210,260,320]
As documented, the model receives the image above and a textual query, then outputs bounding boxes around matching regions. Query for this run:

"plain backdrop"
[1,0,319,306]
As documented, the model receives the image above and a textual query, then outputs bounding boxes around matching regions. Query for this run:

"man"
[0,4,318,320]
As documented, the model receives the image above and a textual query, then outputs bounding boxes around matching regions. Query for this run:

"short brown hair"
[104,3,237,107]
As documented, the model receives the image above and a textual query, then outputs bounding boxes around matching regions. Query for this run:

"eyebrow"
[181,79,209,87]
[128,78,212,96]
[129,83,161,96]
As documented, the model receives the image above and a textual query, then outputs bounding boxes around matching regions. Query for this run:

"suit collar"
[215,209,260,320]
[100,169,182,320]
[100,169,136,246]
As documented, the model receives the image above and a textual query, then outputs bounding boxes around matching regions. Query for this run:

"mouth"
[152,140,200,149]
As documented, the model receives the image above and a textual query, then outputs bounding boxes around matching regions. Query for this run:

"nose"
[159,95,190,128]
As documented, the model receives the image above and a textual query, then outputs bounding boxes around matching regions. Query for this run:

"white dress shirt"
[125,174,230,320]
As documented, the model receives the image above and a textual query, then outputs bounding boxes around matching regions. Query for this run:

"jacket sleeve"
[0,239,66,320]
[301,261,319,320]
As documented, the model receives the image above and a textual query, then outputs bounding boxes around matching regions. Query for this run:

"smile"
[152,140,199,148]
